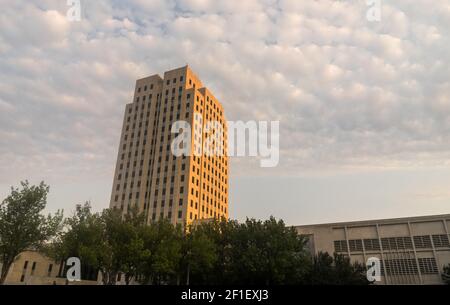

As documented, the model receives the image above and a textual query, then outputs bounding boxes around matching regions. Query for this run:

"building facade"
[296,214,450,285]
[1,250,97,285]
[109,66,229,227]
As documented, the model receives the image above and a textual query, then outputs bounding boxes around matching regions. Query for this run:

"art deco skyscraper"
[109,66,229,226]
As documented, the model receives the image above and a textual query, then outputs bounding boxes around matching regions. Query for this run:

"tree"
[180,226,217,285]
[44,206,370,286]
[187,218,237,285]
[186,217,310,285]
[225,217,310,285]
[48,202,106,283]
[0,181,63,284]
[101,207,146,285]
[442,264,450,285]
[307,252,369,285]
[138,219,183,285]
[49,204,148,285]
[333,253,368,285]
[117,208,147,285]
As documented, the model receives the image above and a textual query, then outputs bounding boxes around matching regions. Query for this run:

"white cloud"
[0,0,449,186]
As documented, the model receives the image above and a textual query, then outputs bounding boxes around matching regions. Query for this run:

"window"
[178,211,182,218]
[384,258,418,275]
[349,239,363,252]
[23,261,29,270]
[414,235,432,249]
[48,264,53,277]
[432,234,450,248]
[31,262,37,275]
[396,237,413,249]
[363,239,381,251]
[334,240,348,253]
[381,237,413,251]
[418,258,438,274]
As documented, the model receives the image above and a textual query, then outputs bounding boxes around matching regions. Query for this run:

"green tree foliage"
[100,207,147,285]
[180,225,218,285]
[111,208,147,285]
[307,252,369,285]
[138,219,183,285]
[48,202,106,282]
[442,264,450,285]
[186,218,236,284]
[184,217,310,285]
[49,203,146,285]
[47,203,369,285]
[0,181,63,284]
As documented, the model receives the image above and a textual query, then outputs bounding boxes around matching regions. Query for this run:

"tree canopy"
[1,181,369,286]
[49,210,368,285]
[442,264,450,285]
[0,181,63,284]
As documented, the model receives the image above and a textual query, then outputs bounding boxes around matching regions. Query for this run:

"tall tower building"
[109,66,229,227]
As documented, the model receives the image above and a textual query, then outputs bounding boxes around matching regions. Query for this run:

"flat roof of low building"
[295,213,450,229]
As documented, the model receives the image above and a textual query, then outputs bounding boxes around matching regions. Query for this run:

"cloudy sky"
[1,0,449,225]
